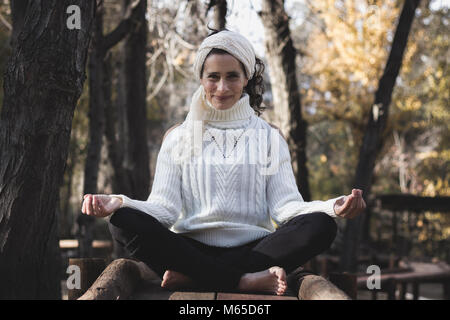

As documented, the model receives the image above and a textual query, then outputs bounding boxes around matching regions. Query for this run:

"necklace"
[205,127,247,159]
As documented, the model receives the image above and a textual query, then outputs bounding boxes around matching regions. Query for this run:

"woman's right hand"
[81,194,122,218]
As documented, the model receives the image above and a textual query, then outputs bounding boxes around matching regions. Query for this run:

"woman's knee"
[108,215,147,260]
[109,207,136,229]
[108,212,136,247]
[290,212,337,248]
[108,208,149,247]
[309,212,337,248]
[109,207,162,235]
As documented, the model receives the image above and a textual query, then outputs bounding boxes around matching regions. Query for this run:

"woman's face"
[200,53,249,110]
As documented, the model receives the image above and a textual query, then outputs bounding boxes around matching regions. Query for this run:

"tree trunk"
[104,53,131,259]
[206,0,227,30]
[214,0,227,30]
[259,0,311,201]
[78,3,106,258]
[122,0,150,201]
[0,0,96,299]
[340,0,421,272]
[9,0,28,47]
[60,139,76,238]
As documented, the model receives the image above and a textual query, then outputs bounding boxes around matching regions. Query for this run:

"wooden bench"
[69,258,355,300]
[60,239,112,250]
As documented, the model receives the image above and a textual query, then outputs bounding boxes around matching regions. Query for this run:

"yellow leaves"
[302,1,448,212]
[416,150,439,160]
[417,149,450,162]
[418,231,427,242]
[423,66,433,78]
[423,178,450,197]
[301,0,400,115]
[429,104,450,122]
[396,96,422,112]
[411,121,427,128]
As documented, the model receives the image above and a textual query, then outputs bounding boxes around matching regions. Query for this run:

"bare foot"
[161,270,195,290]
[237,266,287,296]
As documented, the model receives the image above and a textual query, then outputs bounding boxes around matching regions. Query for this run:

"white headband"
[193,30,256,81]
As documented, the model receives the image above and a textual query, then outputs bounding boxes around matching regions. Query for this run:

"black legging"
[108,208,337,291]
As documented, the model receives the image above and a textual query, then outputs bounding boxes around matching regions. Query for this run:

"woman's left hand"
[334,189,366,219]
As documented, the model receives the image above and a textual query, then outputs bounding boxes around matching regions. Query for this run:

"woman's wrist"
[110,196,123,207]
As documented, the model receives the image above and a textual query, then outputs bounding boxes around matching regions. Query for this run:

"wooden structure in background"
[373,194,450,264]
[357,261,450,300]
[376,195,450,213]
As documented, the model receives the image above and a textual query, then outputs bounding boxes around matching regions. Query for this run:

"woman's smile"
[214,95,231,101]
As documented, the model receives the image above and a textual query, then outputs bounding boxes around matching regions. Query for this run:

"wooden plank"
[217,293,297,300]
[393,271,450,282]
[357,270,450,288]
[169,292,216,300]
[130,280,174,300]
[399,283,408,300]
[376,194,450,212]
[131,280,216,300]
[443,280,450,300]
[60,239,112,249]
[412,282,419,300]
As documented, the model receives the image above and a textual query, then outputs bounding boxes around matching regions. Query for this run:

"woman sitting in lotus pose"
[82,29,365,295]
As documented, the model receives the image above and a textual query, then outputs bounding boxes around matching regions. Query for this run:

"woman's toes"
[276,278,287,295]
[161,274,169,287]
[270,266,286,280]
[160,270,195,290]
[161,270,174,288]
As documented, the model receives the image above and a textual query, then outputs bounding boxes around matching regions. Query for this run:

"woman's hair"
[199,28,266,116]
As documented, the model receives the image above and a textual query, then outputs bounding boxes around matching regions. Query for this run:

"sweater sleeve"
[109,128,182,228]
[266,129,345,226]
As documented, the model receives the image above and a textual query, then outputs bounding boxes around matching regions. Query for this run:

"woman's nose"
[217,79,229,92]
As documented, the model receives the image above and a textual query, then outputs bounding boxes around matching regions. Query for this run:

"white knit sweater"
[111,95,345,247]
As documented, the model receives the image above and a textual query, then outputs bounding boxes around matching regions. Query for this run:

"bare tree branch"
[103,0,143,51]
[0,12,12,31]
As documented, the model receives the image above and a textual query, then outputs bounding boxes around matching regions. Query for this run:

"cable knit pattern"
[110,96,345,247]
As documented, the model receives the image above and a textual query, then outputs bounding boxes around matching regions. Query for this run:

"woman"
[82,30,366,295]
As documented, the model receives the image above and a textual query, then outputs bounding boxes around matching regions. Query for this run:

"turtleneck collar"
[202,93,255,122]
